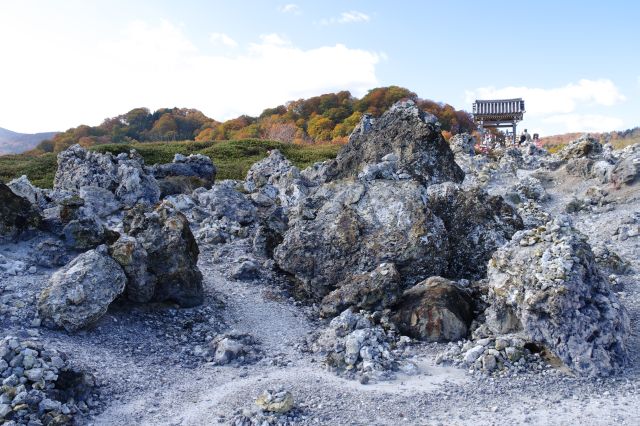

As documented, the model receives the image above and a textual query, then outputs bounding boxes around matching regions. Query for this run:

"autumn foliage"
[35,86,475,153]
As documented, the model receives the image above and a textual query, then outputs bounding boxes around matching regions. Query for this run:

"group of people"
[479,129,541,152]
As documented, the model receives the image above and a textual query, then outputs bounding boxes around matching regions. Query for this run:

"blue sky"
[1,0,638,135]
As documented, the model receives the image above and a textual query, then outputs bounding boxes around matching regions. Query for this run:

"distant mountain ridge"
[0,127,58,155]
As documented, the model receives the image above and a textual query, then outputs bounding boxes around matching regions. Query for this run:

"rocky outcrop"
[324,101,464,186]
[274,179,449,299]
[244,149,311,210]
[38,245,126,332]
[121,201,203,307]
[483,215,630,376]
[151,153,216,196]
[449,133,476,156]
[320,263,402,318]
[0,182,42,241]
[558,135,603,160]
[391,276,474,342]
[427,183,523,279]
[611,143,640,186]
[54,144,160,208]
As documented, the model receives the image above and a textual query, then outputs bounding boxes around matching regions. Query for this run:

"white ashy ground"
[1,164,639,425]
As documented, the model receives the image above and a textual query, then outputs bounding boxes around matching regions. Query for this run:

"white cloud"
[0,19,381,132]
[279,4,300,14]
[543,114,624,133]
[320,11,370,25]
[465,79,625,117]
[209,32,238,48]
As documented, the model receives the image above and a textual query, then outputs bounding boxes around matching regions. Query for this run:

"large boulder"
[324,101,464,186]
[391,276,474,342]
[320,263,402,318]
[0,182,41,241]
[38,245,126,332]
[483,215,630,376]
[151,153,216,196]
[54,145,160,208]
[121,201,203,306]
[427,183,523,279]
[274,179,449,299]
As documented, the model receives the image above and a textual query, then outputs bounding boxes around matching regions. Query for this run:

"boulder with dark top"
[324,100,464,186]
[391,276,474,342]
[151,153,216,197]
[0,182,42,241]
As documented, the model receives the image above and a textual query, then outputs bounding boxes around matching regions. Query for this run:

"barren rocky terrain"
[1,101,639,425]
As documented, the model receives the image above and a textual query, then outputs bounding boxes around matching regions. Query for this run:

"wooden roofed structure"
[472,98,525,144]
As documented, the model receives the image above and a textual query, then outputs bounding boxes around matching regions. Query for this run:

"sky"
[0,0,638,136]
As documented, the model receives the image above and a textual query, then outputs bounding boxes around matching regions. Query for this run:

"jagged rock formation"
[324,101,465,186]
[275,101,521,303]
[244,149,312,210]
[54,144,160,208]
[38,245,126,332]
[482,215,630,376]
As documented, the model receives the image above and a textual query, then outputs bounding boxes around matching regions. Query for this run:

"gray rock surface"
[0,337,95,424]
[244,149,311,210]
[122,201,203,307]
[427,182,523,279]
[193,182,256,226]
[38,245,126,332]
[320,263,402,318]
[275,179,449,299]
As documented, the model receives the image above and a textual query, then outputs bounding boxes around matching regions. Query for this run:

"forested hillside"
[34,86,474,153]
